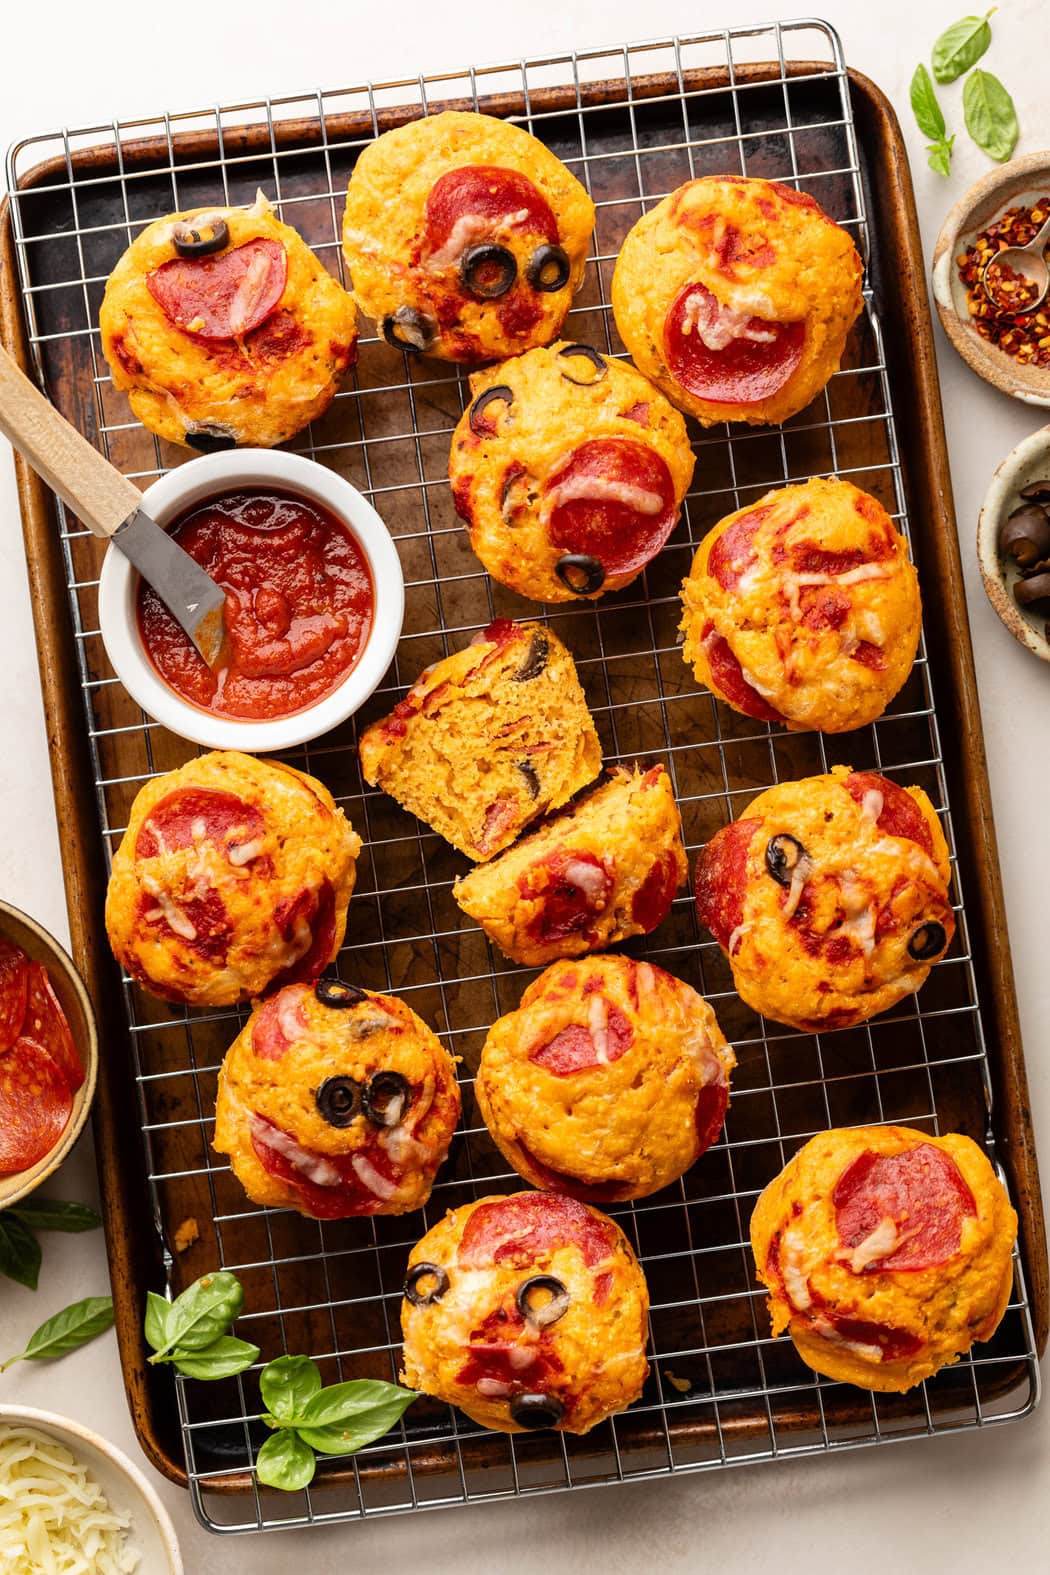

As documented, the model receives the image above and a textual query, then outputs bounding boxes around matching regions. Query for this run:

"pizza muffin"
[449,343,694,601]
[453,763,685,966]
[680,478,921,732]
[105,751,360,1007]
[750,1126,1017,1392]
[359,620,601,861]
[694,767,954,1032]
[99,192,357,449]
[611,175,863,427]
[476,956,735,1203]
[342,111,594,363]
[401,1190,649,1432]
[213,978,461,1218]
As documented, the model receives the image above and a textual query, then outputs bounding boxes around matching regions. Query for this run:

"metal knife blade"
[113,508,226,668]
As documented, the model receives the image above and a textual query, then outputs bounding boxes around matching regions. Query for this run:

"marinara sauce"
[137,489,374,720]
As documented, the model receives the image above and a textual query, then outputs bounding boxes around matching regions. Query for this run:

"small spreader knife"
[0,344,226,667]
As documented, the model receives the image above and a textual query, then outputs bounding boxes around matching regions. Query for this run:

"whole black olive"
[765,833,808,887]
[1019,477,1050,502]
[315,978,367,1009]
[516,760,541,799]
[555,553,605,595]
[509,1392,564,1430]
[998,504,1050,569]
[315,1076,362,1128]
[173,218,229,258]
[907,921,947,961]
[404,1261,449,1306]
[513,632,549,681]
[460,244,517,300]
[1013,572,1050,614]
[516,1275,570,1328]
[557,343,607,386]
[382,306,436,353]
[185,422,238,452]
[468,384,514,436]
[526,244,571,292]
[363,1070,412,1128]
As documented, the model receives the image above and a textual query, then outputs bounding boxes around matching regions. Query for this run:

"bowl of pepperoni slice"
[0,901,97,1207]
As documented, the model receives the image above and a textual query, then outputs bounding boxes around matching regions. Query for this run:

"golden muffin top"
[680,477,921,733]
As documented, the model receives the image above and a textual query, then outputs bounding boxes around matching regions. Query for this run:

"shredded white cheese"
[546,474,665,516]
[678,285,779,350]
[588,993,610,1065]
[781,853,813,920]
[141,876,196,941]
[229,252,274,337]
[840,1216,899,1274]
[351,1153,398,1200]
[777,1228,812,1311]
[0,1425,141,1573]
[425,209,528,271]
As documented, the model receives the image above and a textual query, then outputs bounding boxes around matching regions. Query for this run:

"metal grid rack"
[5,14,1040,1537]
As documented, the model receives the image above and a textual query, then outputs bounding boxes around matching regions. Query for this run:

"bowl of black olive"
[978,425,1050,661]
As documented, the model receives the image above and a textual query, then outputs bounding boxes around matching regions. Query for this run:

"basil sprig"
[144,1271,259,1381]
[932,10,995,83]
[963,68,1019,162]
[0,1197,103,1291]
[910,65,956,177]
[255,1355,418,1492]
[1,1296,114,1371]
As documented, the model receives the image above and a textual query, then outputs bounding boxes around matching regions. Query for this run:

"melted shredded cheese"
[562,858,609,905]
[679,285,779,350]
[781,854,813,920]
[425,208,529,271]
[351,1153,398,1200]
[0,1425,140,1573]
[250,1117,341,1187]
[830,873,877,959]
[841,1216,899,1274]
[859,789,884,825]
[229,252,274,337]
[228,836,266,867]
[777,1228,812,1311]
[546,474,664,516]
[141,876,196,941]
[588,993,610,1064]
[782,562,890,620]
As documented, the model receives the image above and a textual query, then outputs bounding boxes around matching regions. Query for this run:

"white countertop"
[0,0,1046,1568]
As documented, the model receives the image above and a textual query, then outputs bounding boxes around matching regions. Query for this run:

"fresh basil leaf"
[296,1381,418,1454]
[927,136,956,178]
[963,68,1020,161]
[10,1198,102,1233]
[910,63,946,143]
[1,1296,113,1370]
[149,1270,243,1360]
[259,1355,322,1423]
[256,1429,316,1492]
[0,1215,41,1291]
[932,10,995,83]
[171,1336,259,1381]
[144,1292,172,1352]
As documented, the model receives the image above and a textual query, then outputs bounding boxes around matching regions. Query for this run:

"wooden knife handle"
[0,343,144,538]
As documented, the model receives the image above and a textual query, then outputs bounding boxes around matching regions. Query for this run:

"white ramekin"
[97,449,405,751]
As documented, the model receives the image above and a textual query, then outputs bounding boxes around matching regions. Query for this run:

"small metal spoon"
[981,212,1050,312]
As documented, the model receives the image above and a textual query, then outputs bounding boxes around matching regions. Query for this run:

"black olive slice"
[513,632,549,681]
[557,343,607,386]
[469,384,514,436]
[500,466,527,519]
[517,760,541,799]
[1019,478,1050,502]
[555,553,605,596]
[516,1275,570,1328]
[314,978,368,1009]
[509,1392,564,1429]
[315,1076,363,1128]
[460,243,517,300]
[382,306,436,353]
[363,1070,412,1128]
[404,1261,449,1306]
[526,244,571,293]
[765,834,808,887]
[907,921,947,961]
[184,422,238,453]
[173,218,229,258]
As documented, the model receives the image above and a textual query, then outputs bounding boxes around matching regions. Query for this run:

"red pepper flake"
[957,196,1050,367]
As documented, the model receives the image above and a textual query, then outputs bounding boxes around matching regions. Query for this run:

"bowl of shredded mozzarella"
[0,1407,181,1573]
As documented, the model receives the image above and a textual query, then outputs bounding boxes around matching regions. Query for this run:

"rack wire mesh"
[4,13,1040,1537]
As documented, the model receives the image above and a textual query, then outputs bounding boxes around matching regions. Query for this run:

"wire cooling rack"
[5,13,1041,1538]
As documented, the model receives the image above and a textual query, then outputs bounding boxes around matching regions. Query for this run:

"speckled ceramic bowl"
[977,423,1050,662]
[932,152,1050,406]
[0,900,97,1209]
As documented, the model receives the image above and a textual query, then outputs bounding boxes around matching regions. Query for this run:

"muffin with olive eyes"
[694,766,954,1032]
[450,342,694,601]
[342,110,594,363]
[680,477,921,732]
[612,174,863,427]
[358,619,602,862]
[750,1125,1017,1392]
[214,977,461,1218]
[401,1190,649,1433]
[99,192,357,449]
